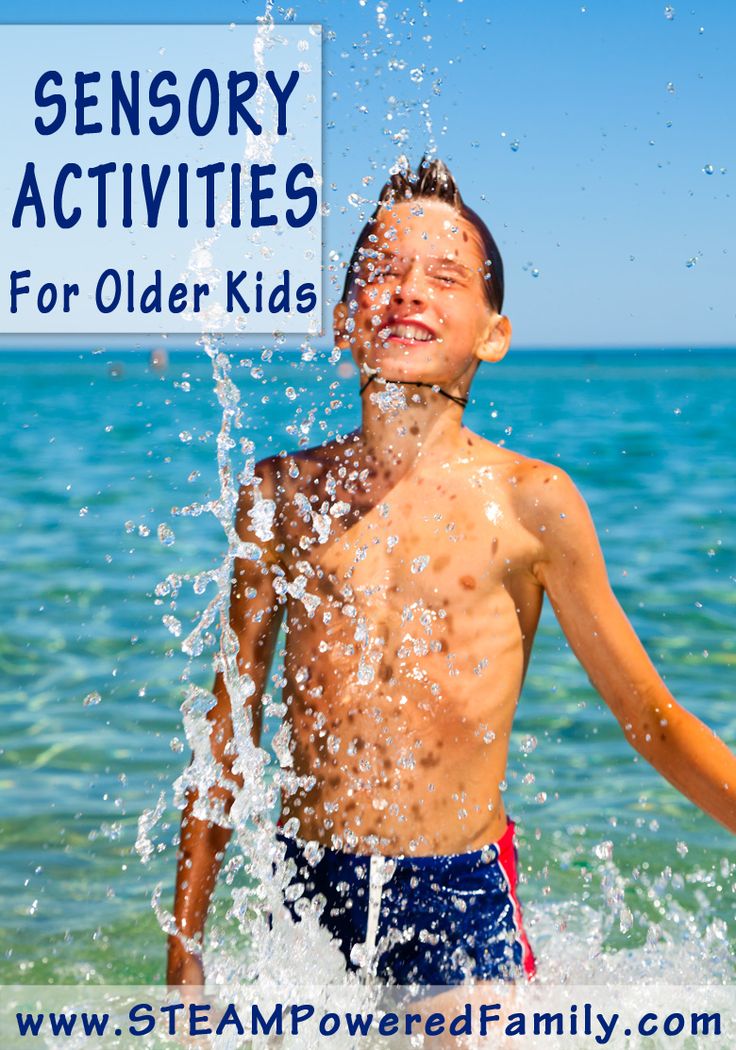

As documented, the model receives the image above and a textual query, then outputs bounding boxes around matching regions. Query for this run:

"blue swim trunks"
[276,820,536,985]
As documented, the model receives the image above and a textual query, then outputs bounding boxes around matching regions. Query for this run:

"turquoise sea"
[1,348,735,985]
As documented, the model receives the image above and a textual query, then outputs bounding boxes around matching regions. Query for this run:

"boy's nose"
[393,259,430,306]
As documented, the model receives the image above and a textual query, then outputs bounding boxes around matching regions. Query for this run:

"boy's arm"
[530,468,736,833]
[166,464,285,986]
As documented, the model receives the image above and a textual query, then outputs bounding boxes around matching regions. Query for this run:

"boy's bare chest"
[279,466,540,610]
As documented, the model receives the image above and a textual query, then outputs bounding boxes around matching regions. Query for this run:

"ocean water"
[1,347,735,987]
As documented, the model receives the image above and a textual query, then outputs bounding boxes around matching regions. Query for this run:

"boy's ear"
[333,301,352,349]
[476,314,512,364]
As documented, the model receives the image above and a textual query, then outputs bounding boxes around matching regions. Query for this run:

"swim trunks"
[276,819,536,985]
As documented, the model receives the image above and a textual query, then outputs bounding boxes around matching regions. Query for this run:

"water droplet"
[520,735,538,755]
[703,163,715,175]
[594,840,614,860]
[163,614,182,637]
[664,5,675,20]
[248,499,276,542]
[357,661,374,685]
[409,68,424,84]
[83,691,102,707]
[411,555,430,574]
[157,523,175,546]
[192,572,211,596]
[485,501,503,525]
[510,139,520,152]
[666,81,675,94]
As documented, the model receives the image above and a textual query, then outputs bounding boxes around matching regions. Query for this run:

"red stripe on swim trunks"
[497,821,537,980]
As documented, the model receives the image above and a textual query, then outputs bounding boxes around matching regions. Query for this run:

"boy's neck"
[355,382,466,480]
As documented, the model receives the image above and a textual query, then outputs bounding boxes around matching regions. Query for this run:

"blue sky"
[1,0,734,347]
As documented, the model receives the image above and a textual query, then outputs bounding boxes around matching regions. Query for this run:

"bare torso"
[259,427,551,856]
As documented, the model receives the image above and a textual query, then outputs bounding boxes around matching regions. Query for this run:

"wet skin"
[231,198,534,855]
[167,198,736,983]
[243,436,547,855]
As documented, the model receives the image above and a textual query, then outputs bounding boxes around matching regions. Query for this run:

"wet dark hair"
[340,156,504,313]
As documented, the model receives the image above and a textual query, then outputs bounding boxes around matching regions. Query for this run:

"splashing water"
[135,12,320,998]
[127,5,736,1033]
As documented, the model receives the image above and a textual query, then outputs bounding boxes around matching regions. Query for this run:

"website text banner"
[2,984,734,1048]
[0,25,322,336]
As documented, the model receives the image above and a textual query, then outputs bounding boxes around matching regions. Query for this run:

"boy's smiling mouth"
[380,318,438,345]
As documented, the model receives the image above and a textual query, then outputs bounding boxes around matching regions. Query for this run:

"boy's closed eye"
[365,255,476,288]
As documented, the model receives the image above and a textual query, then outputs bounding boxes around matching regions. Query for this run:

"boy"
[167,157,736,988]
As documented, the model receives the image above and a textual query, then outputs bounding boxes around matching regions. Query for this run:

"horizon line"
[0,344,735,354]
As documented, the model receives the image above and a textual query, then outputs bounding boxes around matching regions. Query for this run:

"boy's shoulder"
[466,429,568,480]
[464,430,583,518]
[251,436,356,499]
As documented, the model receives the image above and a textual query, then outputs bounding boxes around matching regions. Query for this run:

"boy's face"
[335,199,510,389]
